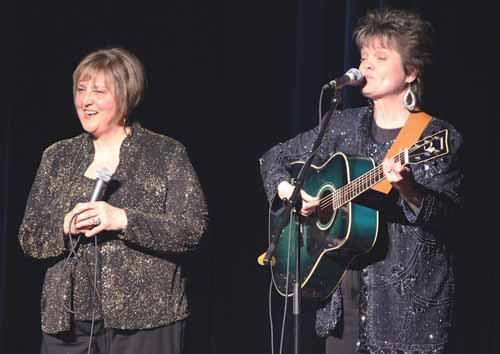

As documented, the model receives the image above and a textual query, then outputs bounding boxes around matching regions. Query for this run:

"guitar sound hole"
[317,189,334,225]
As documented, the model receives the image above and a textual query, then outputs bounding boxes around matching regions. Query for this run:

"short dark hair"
[73,47,146,122]
[353,8,434,103]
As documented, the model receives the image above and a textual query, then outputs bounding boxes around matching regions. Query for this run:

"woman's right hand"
[277,180,319,217]
[63,201,127,237]
[63,208,88,235]
[63,206,96,236]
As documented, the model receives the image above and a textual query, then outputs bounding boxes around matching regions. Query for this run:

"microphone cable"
[57,213,101,354]
[267,207,294,354]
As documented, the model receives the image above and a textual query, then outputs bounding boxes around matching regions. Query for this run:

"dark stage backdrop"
[1,1,497,353]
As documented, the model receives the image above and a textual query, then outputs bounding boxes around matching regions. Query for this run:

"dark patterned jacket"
[259,107,463,354]
[18,123,208,334]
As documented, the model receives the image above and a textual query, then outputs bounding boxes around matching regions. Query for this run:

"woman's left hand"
[383,158,423,208]
[383,158,408,185]
[69,201,128,238]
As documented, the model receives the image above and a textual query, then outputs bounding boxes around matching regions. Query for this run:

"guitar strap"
[371,111,432,194]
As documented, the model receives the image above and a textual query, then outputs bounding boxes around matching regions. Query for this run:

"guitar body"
[269,153,379,300]
[268,129,449,300]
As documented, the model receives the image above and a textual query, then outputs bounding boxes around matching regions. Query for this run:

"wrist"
[118,208,128,231]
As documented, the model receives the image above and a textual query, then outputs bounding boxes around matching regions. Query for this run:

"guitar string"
[319,139,438,209]
[318,150,404,210]
[340,150,436,205]
[317,139,437,210]
[320,139,435,209]
[321,149,432,209]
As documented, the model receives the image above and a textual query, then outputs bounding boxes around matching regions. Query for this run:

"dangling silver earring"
[404,85,417,112]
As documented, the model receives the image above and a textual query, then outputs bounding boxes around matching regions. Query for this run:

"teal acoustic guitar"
[268,129,449,300]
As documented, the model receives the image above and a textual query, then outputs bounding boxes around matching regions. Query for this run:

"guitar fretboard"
[317,129,447,212]
[329,150,406,209]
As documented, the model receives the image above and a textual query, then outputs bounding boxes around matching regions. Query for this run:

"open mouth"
[83,110,98,118]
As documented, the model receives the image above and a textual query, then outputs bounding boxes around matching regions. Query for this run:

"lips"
[82,109,98,119]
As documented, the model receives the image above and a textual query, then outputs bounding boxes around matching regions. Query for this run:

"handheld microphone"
[90,167,113,202]
[323,68,363,90]
[66,167,112,256]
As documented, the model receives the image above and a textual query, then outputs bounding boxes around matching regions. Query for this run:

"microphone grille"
[96,167,113,182]
[346,68,363,84]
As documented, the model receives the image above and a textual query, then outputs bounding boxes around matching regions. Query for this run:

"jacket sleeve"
[18,146,68,259]
[259,125,334,203]
[118,144,208,254]
[400,125,464,227]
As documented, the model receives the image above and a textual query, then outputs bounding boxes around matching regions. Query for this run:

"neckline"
[370,119,401,144]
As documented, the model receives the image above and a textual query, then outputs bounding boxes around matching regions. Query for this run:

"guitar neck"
[331,150,407,209]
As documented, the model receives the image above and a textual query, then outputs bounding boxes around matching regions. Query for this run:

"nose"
[360,59,373,72]
[81,90,94,106]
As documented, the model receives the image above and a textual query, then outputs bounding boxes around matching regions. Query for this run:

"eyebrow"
[361,47,391,56]
[77,81,108,88]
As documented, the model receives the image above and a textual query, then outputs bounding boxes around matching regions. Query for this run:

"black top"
[370,120,401,144]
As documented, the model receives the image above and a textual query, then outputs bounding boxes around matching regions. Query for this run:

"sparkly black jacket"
[259,107,463,354]
[18,124,208,334]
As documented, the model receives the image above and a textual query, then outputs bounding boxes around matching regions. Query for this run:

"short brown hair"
[73,47,145,122]
[353,8,433,103]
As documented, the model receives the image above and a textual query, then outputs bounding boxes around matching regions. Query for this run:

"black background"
[1,1,498,353]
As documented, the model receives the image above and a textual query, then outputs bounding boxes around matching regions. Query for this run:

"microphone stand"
[281,90,341,354]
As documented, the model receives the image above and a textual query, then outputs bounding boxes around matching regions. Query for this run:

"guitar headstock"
[406,129,449,165]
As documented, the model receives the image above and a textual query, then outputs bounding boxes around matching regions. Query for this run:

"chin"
[361,89,374,99]
[80,122,98,135]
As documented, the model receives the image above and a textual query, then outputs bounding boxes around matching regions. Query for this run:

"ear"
[405,66,418,84]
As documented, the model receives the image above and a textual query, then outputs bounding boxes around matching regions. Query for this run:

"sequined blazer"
[18,123,208,334]
[259,107,463,354]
